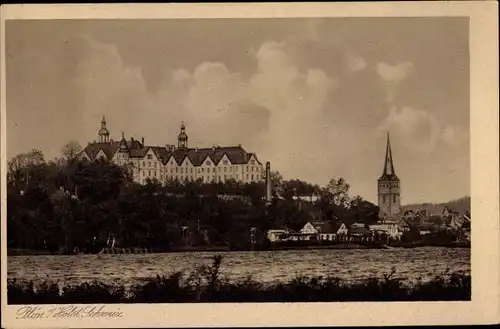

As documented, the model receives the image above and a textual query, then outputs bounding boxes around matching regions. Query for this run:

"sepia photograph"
[1,2,499,328]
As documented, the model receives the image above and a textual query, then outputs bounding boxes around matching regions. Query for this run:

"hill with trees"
[6,142,380,253]
[402,196,471,216]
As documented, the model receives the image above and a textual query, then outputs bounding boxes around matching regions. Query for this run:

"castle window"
[223,160,229,165]
[383,195,386,203]
[224,167,227,172]
[393,195,396,203]
[147,155,153,159]
[251,174,254,181]
[218,167,221,172]
[207,160,211,165]
[191,168,193,173]
[180,168,183,174]
[154,171,157,177]
[176,168,178,173]
[201,168,204,173]
[213,168,216,173]
[154,163,157,168]
[251,160,255,165]
[148,171,151,177]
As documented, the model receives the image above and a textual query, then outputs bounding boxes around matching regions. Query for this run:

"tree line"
[6,142,379,253]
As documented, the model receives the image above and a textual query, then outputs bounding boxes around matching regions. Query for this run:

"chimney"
[212,145,216,152]
[131,137,134,142]
[195,147,199,152]
[142,137,145,145]
[265,161,272,205]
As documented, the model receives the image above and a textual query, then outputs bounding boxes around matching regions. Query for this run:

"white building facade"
[79,118,265,185]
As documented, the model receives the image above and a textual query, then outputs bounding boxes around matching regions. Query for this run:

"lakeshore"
[7,254,471,303]
[8,248,470,293]
[7,239,470,256]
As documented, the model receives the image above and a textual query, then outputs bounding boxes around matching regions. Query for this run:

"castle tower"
[118,132,128,152]
[377,133,401,218]
[118,132,129,163]
[177,122,188,148]
[98,116,110,143]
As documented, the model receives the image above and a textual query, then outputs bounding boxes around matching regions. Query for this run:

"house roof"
[81,142,259,166]
[163,146,258,166]
[317,222,345,233]
[348,227,372,236]
[399,218,411,227]
[82,142,119,160]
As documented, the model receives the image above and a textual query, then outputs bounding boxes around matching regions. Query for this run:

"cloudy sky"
[5,18,469,204]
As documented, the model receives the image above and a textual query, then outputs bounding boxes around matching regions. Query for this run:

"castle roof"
[81,142,261,167]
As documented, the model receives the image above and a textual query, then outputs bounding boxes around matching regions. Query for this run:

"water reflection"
[8,248,470,289]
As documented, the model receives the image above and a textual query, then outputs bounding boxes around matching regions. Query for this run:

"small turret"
[98,116,110,143]
[177,122,188,148]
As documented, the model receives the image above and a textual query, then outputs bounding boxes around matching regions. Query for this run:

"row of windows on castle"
[113,153,263,184]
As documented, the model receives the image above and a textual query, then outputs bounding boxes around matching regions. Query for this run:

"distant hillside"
[402,196,471,216]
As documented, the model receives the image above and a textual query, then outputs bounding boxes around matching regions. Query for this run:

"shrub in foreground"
[7,256,471,303]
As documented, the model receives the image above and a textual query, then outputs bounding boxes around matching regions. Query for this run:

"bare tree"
[7,149,45,188]
[61,141,82,162]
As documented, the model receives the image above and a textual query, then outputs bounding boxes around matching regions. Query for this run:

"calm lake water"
[8,248,470,288]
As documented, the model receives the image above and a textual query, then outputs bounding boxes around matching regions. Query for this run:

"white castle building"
[79,117,265,185]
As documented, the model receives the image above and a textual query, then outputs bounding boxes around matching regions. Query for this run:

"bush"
[7,255,471,304]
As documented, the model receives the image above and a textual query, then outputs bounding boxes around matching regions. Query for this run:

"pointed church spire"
[383,132,396,176]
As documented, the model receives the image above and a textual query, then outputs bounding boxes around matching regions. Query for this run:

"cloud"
[74,34,152,141]
[377,61,415,83]
[441,126,456,144]
[376,61,415,102]
[155,40,338,181]
[345,51,367,73]
[70,34,365,185]
[379,106,441,152]
[441,125,469,148]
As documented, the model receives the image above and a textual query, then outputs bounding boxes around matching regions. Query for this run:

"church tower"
[377,133,401,218]
[98,116,110,143]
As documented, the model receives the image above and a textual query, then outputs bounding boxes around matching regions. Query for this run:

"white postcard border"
[1,2,499,328]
